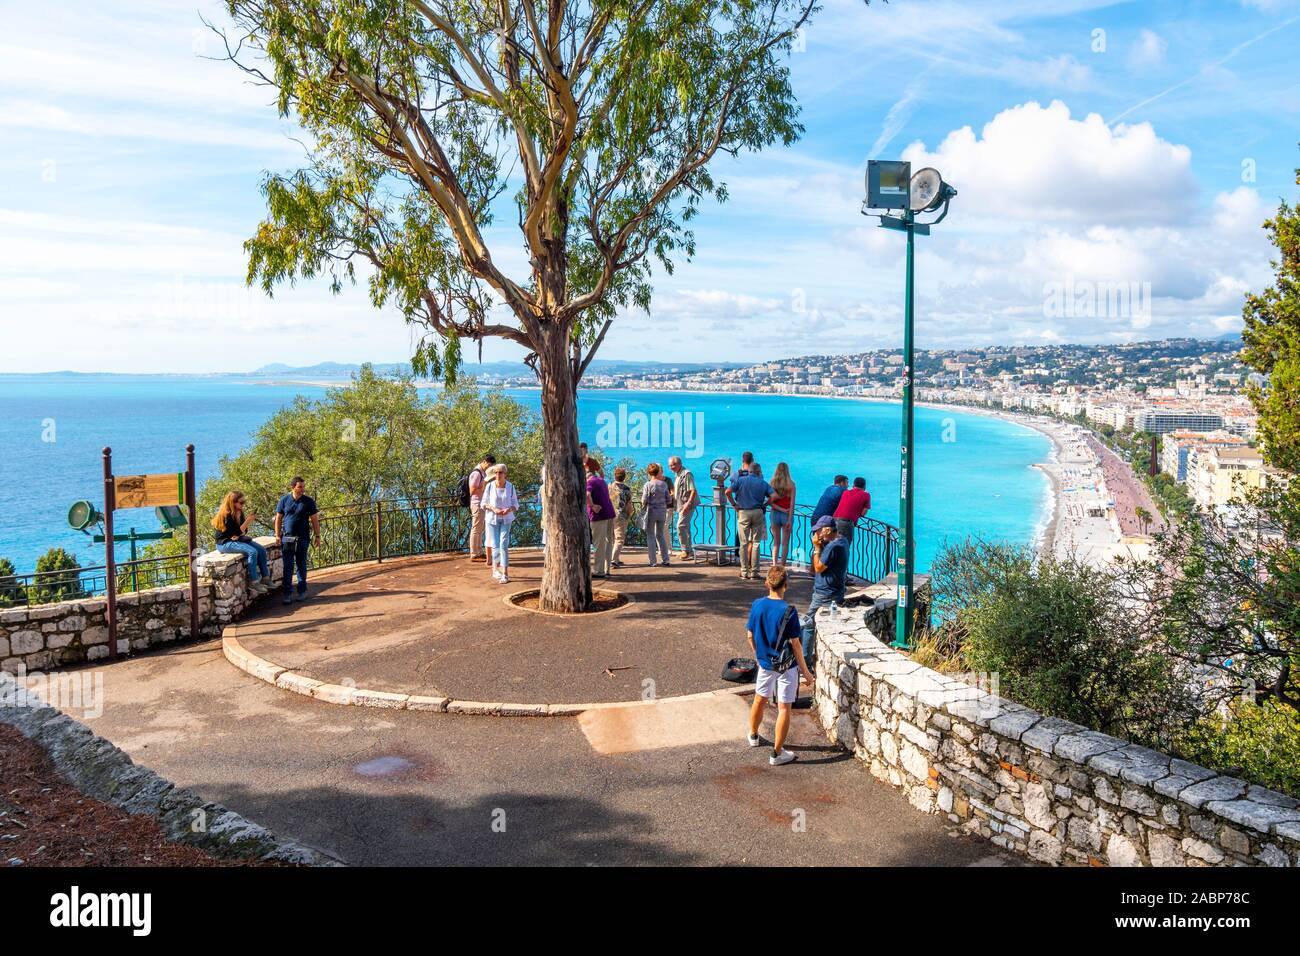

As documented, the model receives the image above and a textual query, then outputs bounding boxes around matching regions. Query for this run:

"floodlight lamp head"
[865,160,912,211]
[67,500,102,532]
[155,504,187,530]
[909,167,954,212]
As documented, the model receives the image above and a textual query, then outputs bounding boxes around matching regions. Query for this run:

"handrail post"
[375,499,383,562]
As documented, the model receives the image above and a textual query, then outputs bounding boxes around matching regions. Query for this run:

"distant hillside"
[245,358,744,379]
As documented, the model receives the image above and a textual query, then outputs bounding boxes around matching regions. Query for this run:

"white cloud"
[1129,29,1167,70]
[900,100,1197,225]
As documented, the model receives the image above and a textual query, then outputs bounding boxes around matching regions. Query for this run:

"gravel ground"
[0,723,271,867]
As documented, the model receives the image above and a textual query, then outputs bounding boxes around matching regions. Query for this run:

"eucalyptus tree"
[219,0,818,610]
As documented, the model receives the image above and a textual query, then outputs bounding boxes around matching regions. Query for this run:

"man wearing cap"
[803,516,848,665]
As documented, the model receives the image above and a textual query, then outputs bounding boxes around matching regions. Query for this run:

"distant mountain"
[244,358,744,379]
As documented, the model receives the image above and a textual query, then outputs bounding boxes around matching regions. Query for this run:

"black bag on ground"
[721,657,758,683]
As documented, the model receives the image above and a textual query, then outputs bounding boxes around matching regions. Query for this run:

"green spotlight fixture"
[68,500,103,532]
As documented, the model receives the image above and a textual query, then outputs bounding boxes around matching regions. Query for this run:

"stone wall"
[813,609,1300,867]
[1,537,281,675]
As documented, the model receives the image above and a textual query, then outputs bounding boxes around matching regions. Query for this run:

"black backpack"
[457,468,481,508]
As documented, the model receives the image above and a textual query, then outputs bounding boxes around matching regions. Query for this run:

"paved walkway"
[229,551,817,704]
[62,552,1017,866]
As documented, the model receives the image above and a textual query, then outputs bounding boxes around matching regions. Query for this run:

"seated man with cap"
[802,516,848,666]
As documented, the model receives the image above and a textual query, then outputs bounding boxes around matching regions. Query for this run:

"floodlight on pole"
[862,160,956,649]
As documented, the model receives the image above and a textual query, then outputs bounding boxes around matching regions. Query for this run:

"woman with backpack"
[609,467,634,568]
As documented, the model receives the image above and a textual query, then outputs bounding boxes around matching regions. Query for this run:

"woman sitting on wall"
[212,491,270,596]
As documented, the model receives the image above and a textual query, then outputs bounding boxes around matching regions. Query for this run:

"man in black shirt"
[274,476,321,604]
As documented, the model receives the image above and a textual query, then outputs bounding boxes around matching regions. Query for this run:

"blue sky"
[2,0,1299,373]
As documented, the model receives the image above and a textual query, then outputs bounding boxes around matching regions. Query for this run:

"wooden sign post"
[102,446,197,659]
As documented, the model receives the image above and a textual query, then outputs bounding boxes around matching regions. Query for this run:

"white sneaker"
[492,570,503,582]
[500,574,509,585]
[769,749,797,766]
[747,733,763,748]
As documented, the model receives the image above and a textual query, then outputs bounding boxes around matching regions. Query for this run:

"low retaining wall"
[1,537,282,675]
[813,610,1300,867]
[0,670,334,865]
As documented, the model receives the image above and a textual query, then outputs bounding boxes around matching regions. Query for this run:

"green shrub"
[0,557,19,607]
[930,539,1196,751]
[30,547,84,605]
[1176,700,1300,798]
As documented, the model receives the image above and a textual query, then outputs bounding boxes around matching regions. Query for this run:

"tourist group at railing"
[2,449,897,610]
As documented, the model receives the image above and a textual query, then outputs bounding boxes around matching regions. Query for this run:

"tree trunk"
[536,322,592,612]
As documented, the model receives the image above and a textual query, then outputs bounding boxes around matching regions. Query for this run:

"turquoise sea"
[0,375,1051,574]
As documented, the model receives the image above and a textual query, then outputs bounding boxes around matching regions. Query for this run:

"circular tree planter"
[505,588,632,615]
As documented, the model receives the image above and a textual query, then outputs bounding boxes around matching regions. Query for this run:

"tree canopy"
[217,0,823,611]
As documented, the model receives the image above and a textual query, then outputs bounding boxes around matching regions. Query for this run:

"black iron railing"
[0,553,192,609]
[3,496,897,609]
[306,497,897,585]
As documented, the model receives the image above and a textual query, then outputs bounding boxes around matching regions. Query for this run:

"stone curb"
[0,673,341,866]
[222,635,753,716]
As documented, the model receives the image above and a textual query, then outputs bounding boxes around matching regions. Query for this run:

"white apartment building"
[1159,431,1247,482]
[1189,445,1266,511]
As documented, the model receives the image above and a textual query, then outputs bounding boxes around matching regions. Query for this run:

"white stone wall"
[1,537,281,674]
[814,610,1300,867]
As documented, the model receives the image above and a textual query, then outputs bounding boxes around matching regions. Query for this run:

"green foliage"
[223,0,818,372]
[1177,699,1300,798]
[150,366,542,557]
[30,547,84,605]
[1242,154,1300,472]
[220,0,823,609]
[0,557,19,608]
[930,539,1195,749]
[1151,486,1300,718]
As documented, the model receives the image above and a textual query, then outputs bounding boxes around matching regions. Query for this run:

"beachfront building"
[1159,430,1248,482]
[1189,445,1267,511]
[1133,406,1225,434]
[1085,401,1130,430]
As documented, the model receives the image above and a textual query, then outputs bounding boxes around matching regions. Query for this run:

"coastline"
[246,379,1081,558]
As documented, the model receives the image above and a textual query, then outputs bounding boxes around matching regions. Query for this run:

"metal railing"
[303,496,897,585]
[0,553,192,609]
[1,496,898,609]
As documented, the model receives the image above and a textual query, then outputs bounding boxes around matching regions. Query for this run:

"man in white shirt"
[669,456,699,560]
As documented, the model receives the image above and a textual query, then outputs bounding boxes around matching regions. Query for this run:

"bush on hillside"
[30,547,84,605]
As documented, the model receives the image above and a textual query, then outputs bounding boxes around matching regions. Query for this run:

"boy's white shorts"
[756,665,799,704]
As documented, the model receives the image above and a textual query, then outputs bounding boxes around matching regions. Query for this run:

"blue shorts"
[770,510,790,529]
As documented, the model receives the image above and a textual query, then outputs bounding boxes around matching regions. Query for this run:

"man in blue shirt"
[746,566,814,766]
[726,463,775,580]
[803,516,849,665]
[811,475,848,523]
[274,476,321,604]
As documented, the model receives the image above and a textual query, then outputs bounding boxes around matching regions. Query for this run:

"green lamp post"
[863,160,956,649]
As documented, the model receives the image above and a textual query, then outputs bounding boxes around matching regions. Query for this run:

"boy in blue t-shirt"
[745,565,814,766]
